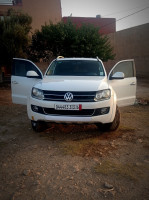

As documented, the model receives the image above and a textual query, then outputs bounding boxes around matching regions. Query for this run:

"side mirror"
[26,71,39,78]
[111,72,125,80]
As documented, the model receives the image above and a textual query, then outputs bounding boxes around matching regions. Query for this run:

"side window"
[12,59,42,78]
[12,60,26,76]
[110,61,134,78]
[25,61,42,78]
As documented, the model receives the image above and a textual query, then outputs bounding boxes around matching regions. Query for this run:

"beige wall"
[104,23,149,78]
[0,0,62,31]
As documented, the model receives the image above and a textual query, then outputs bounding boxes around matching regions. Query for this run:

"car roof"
[56,57,100,62]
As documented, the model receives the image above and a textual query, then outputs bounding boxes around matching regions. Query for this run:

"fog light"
[100,107,109,115]
[32,105,39,112]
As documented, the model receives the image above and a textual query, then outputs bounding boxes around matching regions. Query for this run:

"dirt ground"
[0,79,149,200]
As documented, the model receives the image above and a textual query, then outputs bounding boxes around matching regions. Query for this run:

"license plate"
[55,104,82,110]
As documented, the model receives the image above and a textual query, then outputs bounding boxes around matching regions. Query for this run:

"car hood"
[35,76,109,91]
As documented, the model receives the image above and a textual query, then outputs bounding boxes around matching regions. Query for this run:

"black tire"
[31,120,47,132]
[96,106,120,132]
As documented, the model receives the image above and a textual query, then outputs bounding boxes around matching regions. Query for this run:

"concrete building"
[0,0,62,31]
[63,16,116,35]
[104,23,149,79]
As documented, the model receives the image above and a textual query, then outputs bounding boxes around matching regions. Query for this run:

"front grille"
[43,91,96,102]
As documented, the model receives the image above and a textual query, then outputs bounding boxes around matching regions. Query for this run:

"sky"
[61,0,149,31]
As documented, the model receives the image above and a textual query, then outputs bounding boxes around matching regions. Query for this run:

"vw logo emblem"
[64,92,73,102]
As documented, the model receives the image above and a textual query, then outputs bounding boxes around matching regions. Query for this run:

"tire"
[96,106,120,132]
[31,120,47,132]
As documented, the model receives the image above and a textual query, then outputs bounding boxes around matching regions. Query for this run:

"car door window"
[12,59,42,78]
[109,61,135,79]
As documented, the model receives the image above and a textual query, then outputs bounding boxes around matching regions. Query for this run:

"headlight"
[32,87,44,100]
[95,89,111,101]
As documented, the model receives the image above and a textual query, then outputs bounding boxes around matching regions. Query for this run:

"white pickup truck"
[11,57,136,132]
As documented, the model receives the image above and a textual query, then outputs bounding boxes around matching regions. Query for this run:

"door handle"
[12,81,18,84]
[130,82,136,85]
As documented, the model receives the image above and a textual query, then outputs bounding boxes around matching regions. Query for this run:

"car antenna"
[96,56,99,61]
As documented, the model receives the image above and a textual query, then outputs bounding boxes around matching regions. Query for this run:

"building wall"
[0,0,62,31]
[63,17,116,35]
[104,23,149,78]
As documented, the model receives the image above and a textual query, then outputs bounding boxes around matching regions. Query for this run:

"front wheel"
[31,120,47,132]
[96,106,120,132]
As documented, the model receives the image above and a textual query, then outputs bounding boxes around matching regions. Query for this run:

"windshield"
[46,60,105,76]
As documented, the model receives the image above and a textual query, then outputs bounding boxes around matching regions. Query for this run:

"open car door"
[108,59,136,107]
[11,58,43,105]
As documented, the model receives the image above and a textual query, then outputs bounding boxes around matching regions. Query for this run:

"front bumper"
[27,96,116,124]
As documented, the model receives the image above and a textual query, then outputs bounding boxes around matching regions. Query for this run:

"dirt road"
[0,79,149,200]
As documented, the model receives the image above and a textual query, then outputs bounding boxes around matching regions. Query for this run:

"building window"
[0,16,4,20]
[0,0,13,5]
[0,0,22,6]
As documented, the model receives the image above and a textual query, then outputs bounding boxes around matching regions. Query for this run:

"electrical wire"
[102,4,149,17]
[116,6,149,23]
[64,5,149,32]
[97,6,149,30]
